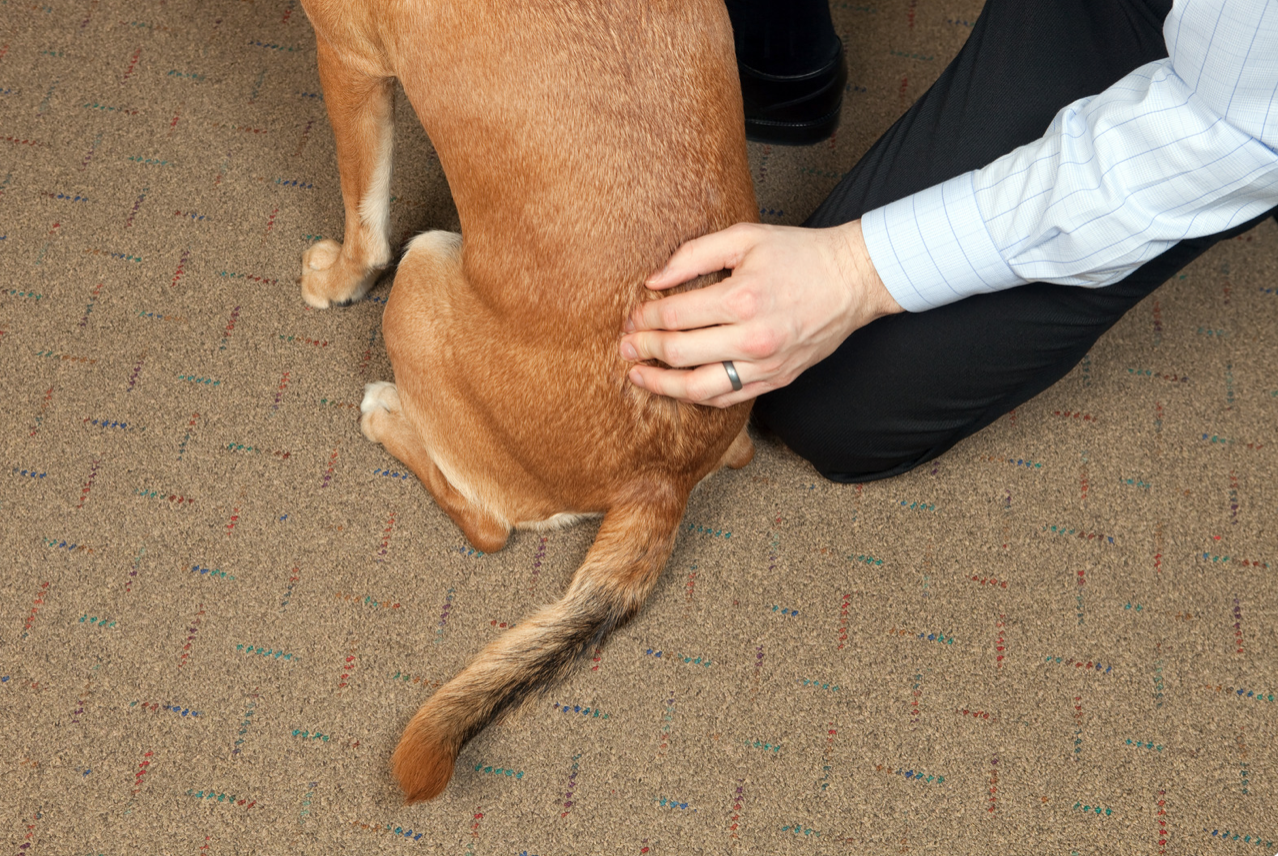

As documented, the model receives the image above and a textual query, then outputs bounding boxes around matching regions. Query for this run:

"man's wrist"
[835,220,904,323]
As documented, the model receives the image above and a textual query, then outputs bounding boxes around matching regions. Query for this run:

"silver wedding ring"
[722,360,743,392]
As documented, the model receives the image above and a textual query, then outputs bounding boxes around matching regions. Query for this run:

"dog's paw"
[361,381,400,414]
[303,238,342,273]
[359,381,400,442]
[300,239,379,309]
[300,239,344,309]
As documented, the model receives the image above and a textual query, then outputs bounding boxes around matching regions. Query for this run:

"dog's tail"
[392,483,686,803]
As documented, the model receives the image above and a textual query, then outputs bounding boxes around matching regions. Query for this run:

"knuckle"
[638,333,664,361]
[761,357,787,376]
[727,287,759,321]
[684,375,712,402]
[657,303,681,329]
[658,338,683,367]
[742,327,780,359]
[638,303,660,329]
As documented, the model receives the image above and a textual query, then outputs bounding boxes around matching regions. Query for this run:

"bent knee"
[752,407,968,485]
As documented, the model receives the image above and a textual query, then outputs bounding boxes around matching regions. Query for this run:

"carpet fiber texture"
[1,1,1276,854]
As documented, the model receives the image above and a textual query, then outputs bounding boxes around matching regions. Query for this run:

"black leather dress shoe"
[737,41,848,146]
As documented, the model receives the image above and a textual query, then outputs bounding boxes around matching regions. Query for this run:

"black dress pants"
[751,0,1277,482]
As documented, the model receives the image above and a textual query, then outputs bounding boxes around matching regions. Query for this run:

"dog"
[297,0,757,803]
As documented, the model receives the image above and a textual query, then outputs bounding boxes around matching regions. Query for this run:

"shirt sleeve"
[860,0,1278,314]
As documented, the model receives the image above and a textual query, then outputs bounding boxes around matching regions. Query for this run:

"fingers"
[644,223,763,290]
[627,361,765,408]
[628,259,776,338]
[622,286,786,369]
[622,319,770,369]
[626,357,746,406]
[626,279,742,336]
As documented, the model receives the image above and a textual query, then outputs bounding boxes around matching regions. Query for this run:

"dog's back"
[366,0,759,515]
[394,1,758,316]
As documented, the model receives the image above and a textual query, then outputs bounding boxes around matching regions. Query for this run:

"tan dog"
[297,0,757,803]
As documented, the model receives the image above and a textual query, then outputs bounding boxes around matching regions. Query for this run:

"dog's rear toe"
[360,381,401,442]
[361,381,400,414]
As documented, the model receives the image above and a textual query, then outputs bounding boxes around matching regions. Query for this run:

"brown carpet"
[1,0,1276,853]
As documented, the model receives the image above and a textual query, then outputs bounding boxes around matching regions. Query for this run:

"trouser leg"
[724,0,841,76]
[752,0,1274,482]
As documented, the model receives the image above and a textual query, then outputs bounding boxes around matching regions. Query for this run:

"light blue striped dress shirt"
[860,0,1278,313]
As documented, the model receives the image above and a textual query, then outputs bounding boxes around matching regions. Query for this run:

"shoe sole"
[745,102,843,146]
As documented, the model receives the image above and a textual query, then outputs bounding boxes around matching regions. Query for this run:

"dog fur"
[298,0,757,803]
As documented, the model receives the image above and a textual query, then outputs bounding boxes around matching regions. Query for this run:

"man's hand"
[619,219,903,407]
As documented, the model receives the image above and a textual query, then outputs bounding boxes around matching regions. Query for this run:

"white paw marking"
[404,230,463,259]
[304,239,341,272]
[361,381,398,414]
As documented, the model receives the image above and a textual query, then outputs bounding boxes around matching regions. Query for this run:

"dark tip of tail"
[392,720,458,804]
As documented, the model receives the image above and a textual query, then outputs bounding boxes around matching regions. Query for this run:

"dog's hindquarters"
[374,230,748,528]
[392,484,686,803]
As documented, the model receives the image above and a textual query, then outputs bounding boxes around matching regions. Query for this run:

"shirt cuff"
[859,172,1026,313]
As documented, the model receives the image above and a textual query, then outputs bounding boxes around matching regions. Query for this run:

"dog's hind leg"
[300,38,396,309]
[360,382,511,554]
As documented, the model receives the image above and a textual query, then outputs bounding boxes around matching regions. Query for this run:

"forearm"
[862,0,1278,313]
